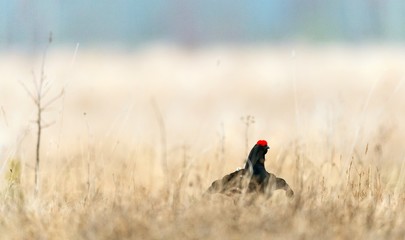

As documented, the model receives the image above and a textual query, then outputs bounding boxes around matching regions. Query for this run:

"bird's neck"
[253,162,266,174]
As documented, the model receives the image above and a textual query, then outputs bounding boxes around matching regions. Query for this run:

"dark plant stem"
[34,103,41,195]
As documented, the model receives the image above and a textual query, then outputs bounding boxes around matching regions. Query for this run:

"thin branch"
[40,106,60,113]
[41,121,56,129]
[41,89,65,110]
[1,106,8,127]
[19,80,38,105]
[31,70,39,94]
[38,73,45,97]
[70,43,80,68]
[41,80,54,98]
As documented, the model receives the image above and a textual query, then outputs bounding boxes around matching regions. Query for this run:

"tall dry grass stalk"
[151,98,168,178]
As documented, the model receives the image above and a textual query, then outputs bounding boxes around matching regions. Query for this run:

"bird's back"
[207,166,293,198]
[207,169,248,195]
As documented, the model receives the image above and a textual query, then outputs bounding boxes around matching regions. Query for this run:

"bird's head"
[244,139,270,170]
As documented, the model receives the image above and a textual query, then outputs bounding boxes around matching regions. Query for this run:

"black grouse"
[207,140,294,198]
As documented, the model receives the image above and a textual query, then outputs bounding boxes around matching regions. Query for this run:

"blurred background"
[1,0,405,51]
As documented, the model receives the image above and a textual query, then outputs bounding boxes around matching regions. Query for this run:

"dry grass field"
[1,45,405,239]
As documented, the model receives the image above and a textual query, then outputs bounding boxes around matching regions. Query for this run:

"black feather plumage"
[207,140,294,198]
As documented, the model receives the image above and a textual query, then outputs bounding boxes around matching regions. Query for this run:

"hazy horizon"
[2,1,405,52]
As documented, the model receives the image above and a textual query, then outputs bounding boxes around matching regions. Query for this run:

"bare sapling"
[20,33,65,195]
